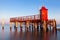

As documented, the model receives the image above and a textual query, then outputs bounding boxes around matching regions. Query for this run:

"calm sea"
[0,24,60,40]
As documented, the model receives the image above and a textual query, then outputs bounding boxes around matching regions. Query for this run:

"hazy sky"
[0,0,60,24]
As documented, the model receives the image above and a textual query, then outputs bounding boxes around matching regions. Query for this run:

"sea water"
[0,24,60,40]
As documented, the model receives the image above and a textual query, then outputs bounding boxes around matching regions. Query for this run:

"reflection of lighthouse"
[2,18,5,29]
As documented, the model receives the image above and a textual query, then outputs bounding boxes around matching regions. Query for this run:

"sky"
[0,0,60,24]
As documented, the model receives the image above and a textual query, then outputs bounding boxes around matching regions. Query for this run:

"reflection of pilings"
[43,31,50,40]
[26,31,31,40]
[2,28,4,40]
[14,30,18,40]
[19,31,24,40]
[50,29,57,40]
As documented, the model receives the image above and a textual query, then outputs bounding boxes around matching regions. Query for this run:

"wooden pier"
[10,6,56,32]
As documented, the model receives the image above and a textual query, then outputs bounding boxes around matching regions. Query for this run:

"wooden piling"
[34,22,37,29]
[20,22,23,30]
[53,19,56,31]
[26,21,29,30]
[10,22,12,31]
[14,22,18,30]
[42,20,47,31]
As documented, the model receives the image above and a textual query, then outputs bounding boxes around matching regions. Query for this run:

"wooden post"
[40,21,43,30]
[37,23,39,31]
[10,22,12,31]
[34,22,37,30]
[2,25,4,30]
[26,21,29,30]
[14,22,18,30]
[31,23,34,31]
[50,24,51,31]
[20,22,23,30]
[2,21,4,30]
[16,21,18,28]
[53,20,56,31]
[43,20,47,32]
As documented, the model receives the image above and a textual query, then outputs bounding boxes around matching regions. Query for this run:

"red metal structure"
[10,6,56,31]
[10,6,48,22]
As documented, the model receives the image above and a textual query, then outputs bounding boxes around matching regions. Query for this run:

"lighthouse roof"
[40,6,48,10]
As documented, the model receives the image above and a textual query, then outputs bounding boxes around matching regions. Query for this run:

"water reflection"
[8,29,57,40]
[2,28,4,40]
[0,24,58,40]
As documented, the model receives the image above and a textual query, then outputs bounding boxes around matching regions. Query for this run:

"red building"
[40,6,48,21]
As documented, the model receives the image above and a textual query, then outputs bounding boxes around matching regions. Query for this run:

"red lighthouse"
[40,6,48,21]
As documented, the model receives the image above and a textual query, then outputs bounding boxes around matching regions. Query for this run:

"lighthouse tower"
[40,6,48,31]
[40,6,48,21]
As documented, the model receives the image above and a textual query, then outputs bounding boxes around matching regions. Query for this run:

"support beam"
[42,20,47,32]
[20,22,23,30]
[14,21,18,30]
[37,23,39,31]
[10,22,12,31]
[31,23,34,31]
[53,20,56,31]
[16,21,18,28]
[2,21,4,30]
[34,22,38,30]
[26,21,29,30]
[2,24,4,30]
